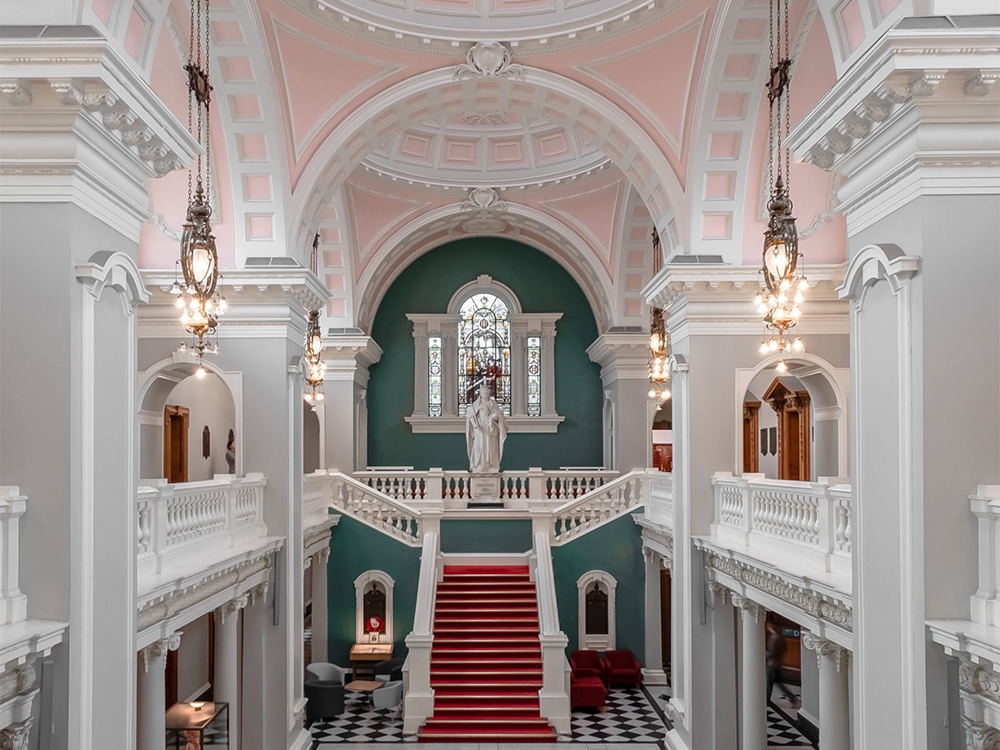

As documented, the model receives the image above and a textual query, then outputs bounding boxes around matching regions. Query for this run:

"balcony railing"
[353,468,618,505]
[137,474,268,577]
[710,472,851,576]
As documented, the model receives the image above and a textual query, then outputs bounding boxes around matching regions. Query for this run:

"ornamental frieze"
[705,552,852,631]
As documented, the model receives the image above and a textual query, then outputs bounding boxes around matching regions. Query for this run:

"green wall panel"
[326,516,422,665]
[551,511,646,662]
[368,238,602,470]
[440,519,532,553]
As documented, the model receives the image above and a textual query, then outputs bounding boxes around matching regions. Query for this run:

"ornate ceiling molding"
[453,42,524,81]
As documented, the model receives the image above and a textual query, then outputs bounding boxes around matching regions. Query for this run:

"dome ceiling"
[363,113,611,188]
[281,0,690,53]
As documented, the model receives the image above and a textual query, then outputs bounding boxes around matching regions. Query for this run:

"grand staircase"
[417,564,558,742]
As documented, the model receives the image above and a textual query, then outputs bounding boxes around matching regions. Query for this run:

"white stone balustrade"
[307,470,435,545]
[353,467,616,508]
[711,472,852,576]
[136,474,268,577]
[403,531,440,735]
[968,486,1000,627]
[532,531,571,734]
[647,471,673,527]
[539,469,652,545]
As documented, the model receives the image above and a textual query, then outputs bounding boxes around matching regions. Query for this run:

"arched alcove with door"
[736,353,849,481]
[138,351,243,482]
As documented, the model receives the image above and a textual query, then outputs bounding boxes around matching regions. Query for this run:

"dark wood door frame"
[163,404,190,483]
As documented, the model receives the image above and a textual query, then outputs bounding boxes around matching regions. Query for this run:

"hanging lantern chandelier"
[647,306,671,401]
[171,0,225,369]
[303,310,327,405]
[753,0,807,370]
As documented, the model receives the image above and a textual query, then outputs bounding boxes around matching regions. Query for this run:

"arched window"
[577,570,617,650]
[355,570,394,644]
[405,275,565,434]
[458,292,511,415]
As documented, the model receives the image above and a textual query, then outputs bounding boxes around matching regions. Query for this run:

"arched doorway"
[138,350,242,481]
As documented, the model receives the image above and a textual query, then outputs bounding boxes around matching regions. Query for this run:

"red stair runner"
[418,564,557,742]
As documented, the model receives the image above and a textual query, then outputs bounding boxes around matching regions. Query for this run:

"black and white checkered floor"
[307,683,811,747]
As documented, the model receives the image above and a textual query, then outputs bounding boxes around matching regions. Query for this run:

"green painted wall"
[326,517,422,664]
[440,519,532,553]
[367,238,603,470]
[551,511,646,662]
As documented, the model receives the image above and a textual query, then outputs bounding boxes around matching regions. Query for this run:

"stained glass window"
[428,336,442,417]
[458,293,511,415]
[527,335,541,417]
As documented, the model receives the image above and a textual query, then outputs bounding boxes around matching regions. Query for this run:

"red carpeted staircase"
[418,564,557,742]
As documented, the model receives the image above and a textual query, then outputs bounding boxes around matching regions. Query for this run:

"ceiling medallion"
[453,42,525,81]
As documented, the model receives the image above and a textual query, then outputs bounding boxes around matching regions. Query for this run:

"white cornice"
[586,332,650,383]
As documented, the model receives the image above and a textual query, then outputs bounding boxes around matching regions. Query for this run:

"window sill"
[404,414,565,434]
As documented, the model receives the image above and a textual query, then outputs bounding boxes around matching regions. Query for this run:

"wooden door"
[163,405,189,483]
[660,568,671,673]
[761,380,811,481]
[742,401,760,473]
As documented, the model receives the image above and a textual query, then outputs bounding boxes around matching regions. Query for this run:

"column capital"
[215,593,250,625]
[248,580,269,607]
[317,546,332,564]
[304,555,313,571]
[731,594,765,623]
[705,570,729,603]
[0,719,33,750]
[963,718,1000,750]
[801,632,849,672]
[140,632,182,673]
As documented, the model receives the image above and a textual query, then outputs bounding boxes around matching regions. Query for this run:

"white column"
[802,634,850,750]
[137,634,181,750]
[443,327,459,417]
[215,596,247,749]
[709,580,738,750]
[411,322,429,417]
[241,582,268,750]
[733,595,766,750]
[540,323,557,417]
[510,326,527,417]
[642,547,667,685]
[311,547,330,663]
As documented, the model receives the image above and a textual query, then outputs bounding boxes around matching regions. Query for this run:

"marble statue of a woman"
[466,386,507,474]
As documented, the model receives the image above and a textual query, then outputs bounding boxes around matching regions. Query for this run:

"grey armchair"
[373,657,405,683]
[306,662,348,685]
[372,679,404,721]
[304,676,345,724]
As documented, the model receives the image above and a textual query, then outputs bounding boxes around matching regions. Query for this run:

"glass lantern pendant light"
[172,0,225,371]
[647,229,671,401]
[303,310,327,405]
[753,0,807,371]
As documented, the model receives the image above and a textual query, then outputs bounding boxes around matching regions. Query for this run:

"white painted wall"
[304,404,321,475]
[166,373,236,481]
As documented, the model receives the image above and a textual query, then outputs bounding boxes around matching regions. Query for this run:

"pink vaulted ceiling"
[742,14,846,265]
[140,13,236,270]
[538,177,628,276]
[258,0,713,192]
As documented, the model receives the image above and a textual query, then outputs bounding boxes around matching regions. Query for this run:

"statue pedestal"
[469,473,501,504]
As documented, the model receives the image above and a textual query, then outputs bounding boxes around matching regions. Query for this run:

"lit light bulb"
[196,366,206,379]
[780,278,791,291]
[769,339,779,352]
[791,306,801,318]
[315,392,325,402]
[792,338,804,351]
[768,295,777,306]
[191,245,213,284]
[794,291,804,304]
[169,280,182,295]
[213,343,220,354]
[777,292,787,305]
[753,293,763,307]
[798,278,809,291]
[759,341,769,354]
[776,360,788,373]
[648,388,657,398]
[218,297,228,312]
[660,389,671,400]
[304,392,313,403]
[180,311,190,325]
[175,296,185,309]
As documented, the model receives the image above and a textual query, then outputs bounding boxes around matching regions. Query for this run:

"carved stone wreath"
[460,187,507,213]
[453,41,525,81]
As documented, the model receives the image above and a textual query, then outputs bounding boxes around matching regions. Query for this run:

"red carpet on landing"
[418,564,557,743]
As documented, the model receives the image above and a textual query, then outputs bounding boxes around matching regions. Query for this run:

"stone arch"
[577,570,618,651]
[138,349,244,479]
[736,351,850,479]
[290,67,688,261]
[354,203,617,331]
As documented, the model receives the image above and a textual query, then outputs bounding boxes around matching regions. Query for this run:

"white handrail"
[403,531,440,735]
[318,471,424,546]
[533,531,571,734]
[546,469,650,545]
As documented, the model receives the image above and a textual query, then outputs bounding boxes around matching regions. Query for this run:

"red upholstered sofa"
[569,649,605,683]
[604,649,642,686]
[570,674,607,711]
